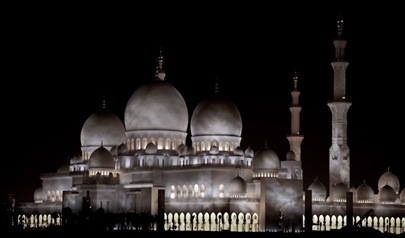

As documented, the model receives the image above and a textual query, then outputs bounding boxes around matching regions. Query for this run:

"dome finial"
[337,13,344,37]
[293,69,299,90]
[155,47,166,81]
[102,95,106,110]
[214,77,219,94]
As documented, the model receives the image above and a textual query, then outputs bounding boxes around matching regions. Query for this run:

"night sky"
[2,3,404,202]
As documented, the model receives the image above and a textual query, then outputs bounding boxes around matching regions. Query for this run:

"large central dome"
[124,80,188,132]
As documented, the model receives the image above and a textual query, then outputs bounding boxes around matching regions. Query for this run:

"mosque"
[14,17,405,234]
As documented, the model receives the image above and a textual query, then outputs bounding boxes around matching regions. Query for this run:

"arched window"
[206,141,211,151]
[219,184,224,198]
[170,185,175,199]
[182,185,187,198]
[177,185,181,199]
[165,138,171,150]
[142,138,148,149]
[219,142,223,151]
[188,185,193,198]
[157,138,163,150]
[200,184,205,198]
[194,184,199,198]
[130,138,135,151]
[196,142,200,152]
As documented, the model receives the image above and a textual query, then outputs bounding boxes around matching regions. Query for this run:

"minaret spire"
[214,77,219,94]
[327,14,352,193]
[286,69,304,161]
[102,95,107,110]
[155,47,166,81]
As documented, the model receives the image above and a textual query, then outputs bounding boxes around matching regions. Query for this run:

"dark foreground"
[6,229,403,238]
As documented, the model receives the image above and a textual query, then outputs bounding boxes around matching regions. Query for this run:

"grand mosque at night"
[13,17,405,235]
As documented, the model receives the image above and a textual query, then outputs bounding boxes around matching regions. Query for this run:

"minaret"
[287,70,304,161]
[327,16,352,193]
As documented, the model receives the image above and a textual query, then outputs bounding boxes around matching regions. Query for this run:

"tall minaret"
[327,16,352,193]
[282,70,304,180]
[286,70,304,161]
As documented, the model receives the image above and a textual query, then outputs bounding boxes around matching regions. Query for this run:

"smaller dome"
[88,146,114,169]
[400,188,405,204]
[145,142,157,154]
[229,175,247,197]
[356,180,375,202]
[252,146,280,170]
[379,184,398,203]
[110,145,118,156]
[57,162,70,174]
[307,177,327,201]
[350,186,356,193]
[331,181,348,200]
[118,143,129,156]
[33,186,43,203]
[80,108,126,148]
[233,146,243,156]
[286,150,296,161]
[70,155,83,164]
[244,146,254,158]
[378,169,400,193]
[177,144,187,156]
[210,145,219,155]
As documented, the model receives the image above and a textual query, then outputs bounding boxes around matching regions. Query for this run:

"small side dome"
[331,181,348,201]
[80,107,126,148]
[177,144,187,156]
[145,142,157,154]
[110,145,118,156]
[33,186,43,203]
[307,177,327,201]
[57,162,70,174]
[378,184,397,203]
[118,143,129,156]
[244,146,254,158]
[378,168,400,193]
[70,155,83,164]
[286,150,296,161]
[88,145,114,169]
[229,175,247,198]
[210,145,219,155]
[252,146,280,170]
[400,188,405,204]
[233,146,243,156]
[349,186,356,194]
[356,180,375,202]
